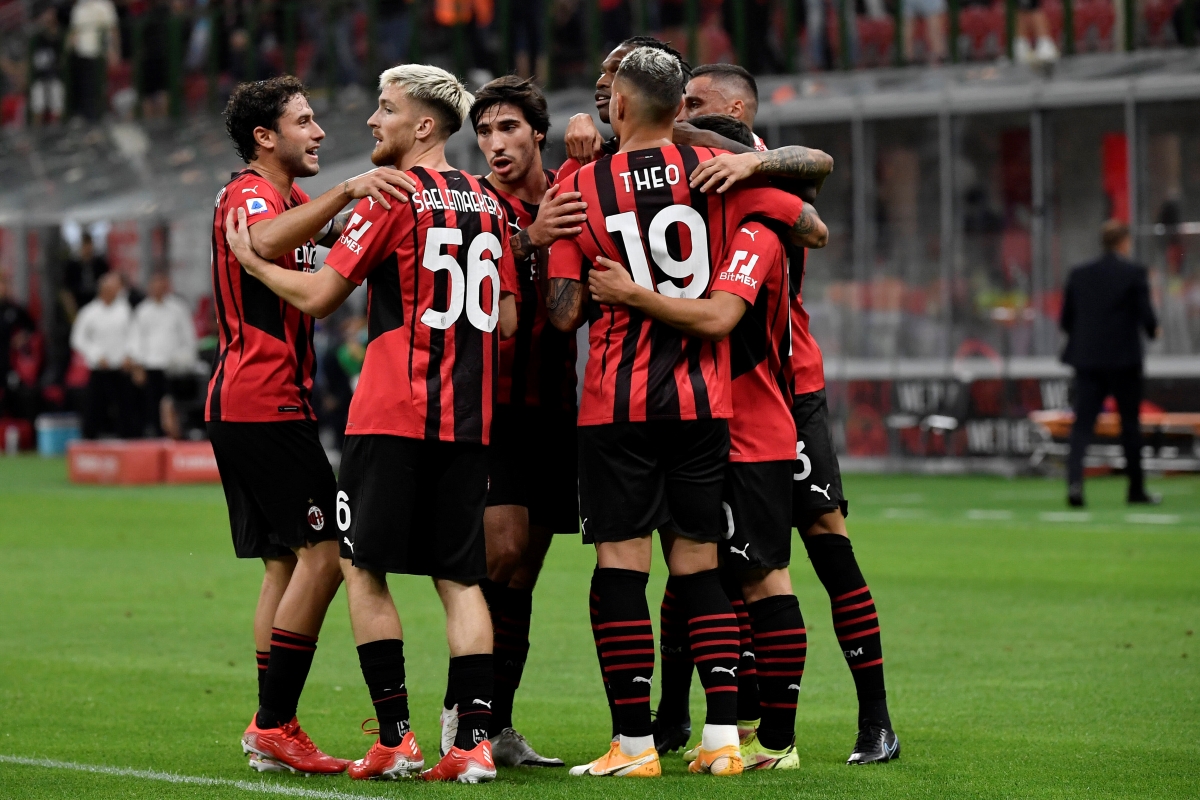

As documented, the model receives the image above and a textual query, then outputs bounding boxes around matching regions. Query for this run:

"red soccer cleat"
[348,731,425,780]
[241,716,350,775]
[421,739,497,783]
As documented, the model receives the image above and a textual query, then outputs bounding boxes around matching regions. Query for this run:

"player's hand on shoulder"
[565,114,604,164]
[689,152,761,194]
[341,167,417,210]
[527,185,588,247]
[588,255,640,305]
[225,208,270,277]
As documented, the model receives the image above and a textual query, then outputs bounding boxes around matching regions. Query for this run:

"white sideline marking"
[1125,513,1181,525]
[1039,512,1092,523]
[882,508,927,519]
[967,509,1014,520]
[0,755,371,799]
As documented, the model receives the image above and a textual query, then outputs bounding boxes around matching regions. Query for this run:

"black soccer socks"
[803,533,890,728]
[256,628,317,730]
[590,568,654,738]
[490,586,533,733]
[721,572,760,722]
[655,577,693,725]
[748,594,807,751]
[589,574,621,739]
[357,638,410,746]
[673,569,740,726]
[448,654,494,750]
[255,650,269,705]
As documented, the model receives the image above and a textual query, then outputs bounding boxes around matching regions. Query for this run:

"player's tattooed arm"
[688,147,833,196]
[788,202,828,249]
[511,187,588,262]
[546,278,586,331]
[226,208,355,318]
[316,211,352,248]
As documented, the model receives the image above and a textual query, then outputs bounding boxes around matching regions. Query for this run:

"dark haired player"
[679,63,767,151]
[210,75,414,775]
[545,47,817,779]
[228,63,518,784]
[463,75,589,768]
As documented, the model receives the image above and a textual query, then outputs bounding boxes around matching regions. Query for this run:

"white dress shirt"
[71,295,132,369]
[128,295,196,371]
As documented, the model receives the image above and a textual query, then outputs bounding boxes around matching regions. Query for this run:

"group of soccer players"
[206,36,898,783]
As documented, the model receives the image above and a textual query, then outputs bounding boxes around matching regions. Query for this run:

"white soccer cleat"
[439,704,458,758]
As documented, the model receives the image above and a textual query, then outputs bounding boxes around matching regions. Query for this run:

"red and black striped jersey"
[789,247,825,395]
[546,144,805,426]
[206,170,318,422]
[714,220,796,462]
[482,171,577,410]
[324,168,519,445]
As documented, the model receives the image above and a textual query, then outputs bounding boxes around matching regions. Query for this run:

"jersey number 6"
[605,206,711,299]
[420,227,503,332]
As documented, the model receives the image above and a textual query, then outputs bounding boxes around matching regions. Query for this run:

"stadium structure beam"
[1125,92,1139,261]
[938,108,954,361]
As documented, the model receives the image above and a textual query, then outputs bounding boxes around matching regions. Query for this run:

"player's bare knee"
[804,510,849,538]
[742,567,793,603]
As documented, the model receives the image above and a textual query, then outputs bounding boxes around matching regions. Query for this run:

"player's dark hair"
[691,63,758,104]
[224,76,309,163]
[615,47,686,125]
[620,35,693,78]
[1101,219,1130,252]
[469,76,550,152]
[686,113,753,147]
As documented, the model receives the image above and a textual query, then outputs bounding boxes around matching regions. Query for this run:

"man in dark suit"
[1060,220,1160,507]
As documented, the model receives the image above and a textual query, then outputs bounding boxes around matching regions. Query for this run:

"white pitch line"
[0,755,378,799]
[967,509,1014,520]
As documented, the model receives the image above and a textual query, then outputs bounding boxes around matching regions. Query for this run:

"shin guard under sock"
[356,638,409,747]
[590,568,654,738]
[747,595,806,750]
[656,576,693,724]
[448,654,494,750]
[803,533,890,728]
[257,628,317,729]
[720,571,759,722]
[491,586,532,733]
[673,569,739,726]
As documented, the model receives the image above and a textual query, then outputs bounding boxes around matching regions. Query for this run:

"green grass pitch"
[0,456,1197,799]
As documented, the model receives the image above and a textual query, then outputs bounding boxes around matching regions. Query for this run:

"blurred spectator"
[905,0,947,63]
[509,0,542,78]
[318,314,365,449]
[127,271,195,436]
[70,273,136,438]
[68,0,121,121]
[377,0,414,68]
[601,0,632,54]
[29,7,65,126]
[61,231,111,321]
[1014,0,1058,64]
[0,271,37,418]
[139,0,178,119]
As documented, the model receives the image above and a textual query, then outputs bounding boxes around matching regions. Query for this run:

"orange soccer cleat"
[348,729,425,780]
[571,742,661,777]
[241,716,350,775]
[421,739,497,783]
[687,743,744,776]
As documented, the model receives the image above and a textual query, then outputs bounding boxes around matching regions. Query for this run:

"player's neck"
[617,125,674,154]
[247,158,294,197]
[397,140,452,172]
[486,158,547,205]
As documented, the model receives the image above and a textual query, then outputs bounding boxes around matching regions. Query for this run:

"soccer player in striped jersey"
[226,65,519,784]
[458,75,589,768]
[588,113,828,772]
[678,64,768,151]
[545,47,817,779]
[209,76,415,776]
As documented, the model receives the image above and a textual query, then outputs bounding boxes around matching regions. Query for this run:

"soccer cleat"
[737,719,760,744]
[422,739,497,783]
[241,716,350,775]
[652,714,692,755]
[348,731,425,780]
[682,742,699,763]
[740,733,799,771]
[247,753,287,773]
[687,744,743,776]
[490,727,564,767]
[847,724,901,765]
[571,742,660,777]
[1128,491,1162,505]
[439,705,458,758]
[569,740,619,776]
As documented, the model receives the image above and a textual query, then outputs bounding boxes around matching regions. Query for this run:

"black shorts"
[207,420,338,560]
[578,419,729,545]
[486,404,579,533]
[791,389,849,531]
[337,434,488,582]
[721,460,794,572]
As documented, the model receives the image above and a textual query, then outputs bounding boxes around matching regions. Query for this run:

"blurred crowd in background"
[0,0,1192,127]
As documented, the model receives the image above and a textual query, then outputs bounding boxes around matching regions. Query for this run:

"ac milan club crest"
[307,505,325,531]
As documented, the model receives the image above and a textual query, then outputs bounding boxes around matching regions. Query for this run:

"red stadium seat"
[959,4,1006,61]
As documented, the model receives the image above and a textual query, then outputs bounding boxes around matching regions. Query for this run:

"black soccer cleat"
[1127,491,1162,505]
[847,724,900,765]
[652,714,692,756]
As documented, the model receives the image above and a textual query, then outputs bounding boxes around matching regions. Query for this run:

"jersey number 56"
[420,227,503,332]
